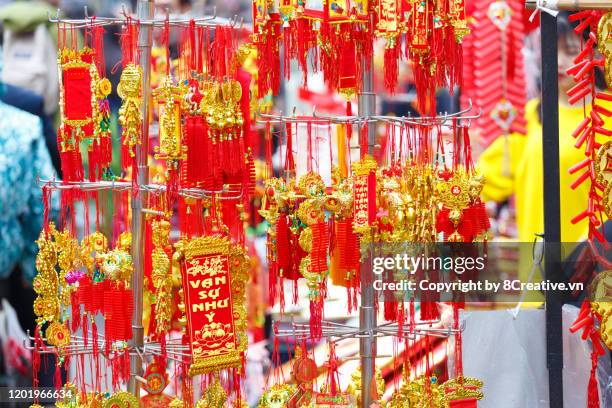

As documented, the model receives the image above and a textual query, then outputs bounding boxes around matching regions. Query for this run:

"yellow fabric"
[478,98,610,244]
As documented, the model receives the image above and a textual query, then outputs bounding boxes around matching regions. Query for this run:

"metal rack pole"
[358,53,376,407]
[128,0,154,397]
[540,11,563,408]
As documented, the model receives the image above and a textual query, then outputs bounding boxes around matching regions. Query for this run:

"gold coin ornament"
[596,141,612,188]
[45,321,71,348]
[598,12,612,88]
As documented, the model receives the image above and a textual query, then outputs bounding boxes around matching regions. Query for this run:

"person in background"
[0,1,59,117]
[477,12,609,246]
[0,82,61,176]
[0,97,59,387]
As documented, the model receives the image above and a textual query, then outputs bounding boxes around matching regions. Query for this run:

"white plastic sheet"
[453,305,611,407]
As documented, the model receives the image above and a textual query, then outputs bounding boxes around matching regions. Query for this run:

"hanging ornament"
[296,172,330,339]
[195,378,228,408]
[151,219,173,335]
[173,235,249,375]
[441,377,484,407]
[346,366,386,407]
[351,155,377,236]
[118,63,143,159]
[140,361,173,407]
[154,76,187,164]
[258,384,297,407]
[102,391,139,408]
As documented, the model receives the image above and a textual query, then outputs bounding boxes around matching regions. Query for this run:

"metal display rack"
[33,0,244,398]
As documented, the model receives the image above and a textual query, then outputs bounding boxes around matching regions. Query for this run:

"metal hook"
[121,3,130,19]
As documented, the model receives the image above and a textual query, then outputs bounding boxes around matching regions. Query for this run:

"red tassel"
[420,300,439,321]
[54,356,63,390]
[32,326,42,391]
[384,300,398,321]
[383,40,400,93]
[71,291,80,332]
[588,351,600,408]
[91,319,99,389]
[82,314,89,348]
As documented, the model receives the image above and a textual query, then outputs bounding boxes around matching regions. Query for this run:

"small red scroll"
[177,235,249,376]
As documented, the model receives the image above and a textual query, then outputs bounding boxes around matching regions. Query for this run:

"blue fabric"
[0,100,56,281]
[0,82,61,176]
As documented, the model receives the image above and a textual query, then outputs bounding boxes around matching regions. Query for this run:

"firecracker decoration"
[570,287,608,408]
[173,235,249,376]
[88,23,114,181]
[55,22,114,183]
[565,11,612,248]
[461,0,528,146]
[182,77,209,188]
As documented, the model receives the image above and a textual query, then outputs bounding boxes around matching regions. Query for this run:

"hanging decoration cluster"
[252,0,469,112]
[35,15,258,407]
[258,116,489,362]
[58,23,113,183]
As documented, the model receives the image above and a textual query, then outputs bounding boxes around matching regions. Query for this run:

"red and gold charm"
[173,235,249,376]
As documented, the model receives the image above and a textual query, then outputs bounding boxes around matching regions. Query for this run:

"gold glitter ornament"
[45,321,71,348]
[169,398,188,408]
[102,391,139,408]
[196,379,228,408]
[258,384,296,408]
[117,63,143,157]
[598,12,612,88]
[151,219,173,333]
